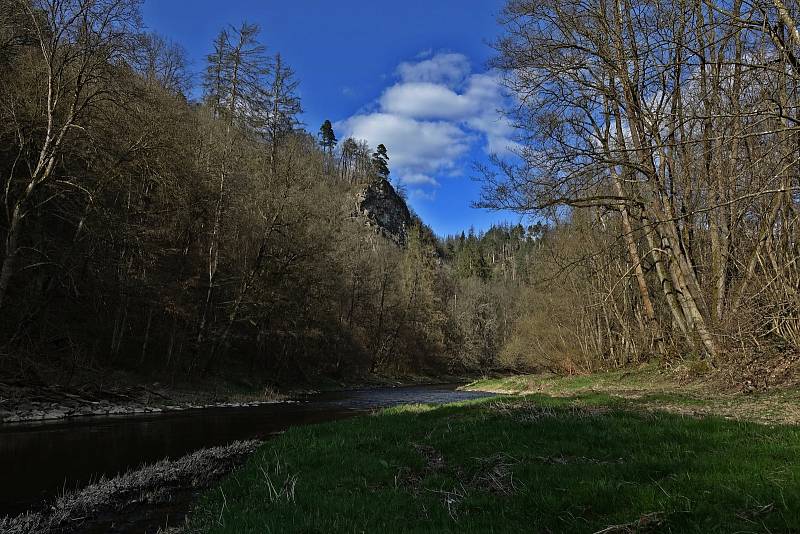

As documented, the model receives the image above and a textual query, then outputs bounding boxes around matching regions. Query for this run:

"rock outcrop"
[354,179,412,246]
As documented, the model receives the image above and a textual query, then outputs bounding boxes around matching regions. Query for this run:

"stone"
[354,179,412,246]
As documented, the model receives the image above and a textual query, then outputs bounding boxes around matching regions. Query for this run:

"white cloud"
[400,173,440,187]
[378,71,521,155]
[396,52,471,87]
[338,112,471,175]
[337,52,520,202]
[380,83,475,120]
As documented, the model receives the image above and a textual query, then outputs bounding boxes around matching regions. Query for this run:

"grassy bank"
[464,367,800,425]
[188,383,800,533]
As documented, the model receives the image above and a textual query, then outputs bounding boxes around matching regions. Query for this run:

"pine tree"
[319,120,337,155]
[371,143,390,181]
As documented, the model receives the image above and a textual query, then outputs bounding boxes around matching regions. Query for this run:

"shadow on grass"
[190,395,800,533]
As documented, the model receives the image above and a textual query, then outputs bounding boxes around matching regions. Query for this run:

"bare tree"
[0,0,141,310]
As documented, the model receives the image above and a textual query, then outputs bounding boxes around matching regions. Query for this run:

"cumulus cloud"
[396,52,471,87]
[337,52,519,202]
[337,112,471,174]
[380,83,475,120]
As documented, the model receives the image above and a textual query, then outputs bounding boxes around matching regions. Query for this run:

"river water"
[0,384,491,520]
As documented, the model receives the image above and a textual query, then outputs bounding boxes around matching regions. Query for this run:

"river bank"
[0,440,260,534]
[0,384,493,531]
[186,379,800,533]
[461,365,800,425]
[0,372,473,424]
[0,380,288,424]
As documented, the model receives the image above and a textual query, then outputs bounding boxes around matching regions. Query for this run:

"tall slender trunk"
[139,307,154,367]
[0,208,21,310]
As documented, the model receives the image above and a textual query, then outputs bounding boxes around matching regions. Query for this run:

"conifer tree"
[319,120,337,156]
[371,143,390,181]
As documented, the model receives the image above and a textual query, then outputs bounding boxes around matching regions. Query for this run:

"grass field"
[188,376,800,533]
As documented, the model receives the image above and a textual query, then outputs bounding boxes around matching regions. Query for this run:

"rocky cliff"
[354,179,412,246]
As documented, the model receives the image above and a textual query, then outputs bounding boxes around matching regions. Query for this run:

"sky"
[142,0,526,236]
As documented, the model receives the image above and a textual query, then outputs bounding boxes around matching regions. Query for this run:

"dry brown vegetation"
[0,440,261,534]
[475,0,800,382]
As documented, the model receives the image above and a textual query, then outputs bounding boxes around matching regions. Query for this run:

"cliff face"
[354,179,412,246]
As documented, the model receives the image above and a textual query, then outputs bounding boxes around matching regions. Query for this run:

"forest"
[475,0,800,385]
[0,0,538,389]
[2,0,800,393]
[3,0,800,533]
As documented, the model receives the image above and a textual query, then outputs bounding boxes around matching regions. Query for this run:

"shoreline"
[0,397,293,425]
[0,440,261,534]
[0,373,479,425]
[0,382,291,424]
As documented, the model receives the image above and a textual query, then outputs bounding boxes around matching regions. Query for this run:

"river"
[0,384,491,522]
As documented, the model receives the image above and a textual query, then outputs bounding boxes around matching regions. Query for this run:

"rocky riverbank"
[0,380,288,424]
[0,373,474,424]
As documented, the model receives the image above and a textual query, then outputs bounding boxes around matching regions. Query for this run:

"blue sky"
[143,0,525,236]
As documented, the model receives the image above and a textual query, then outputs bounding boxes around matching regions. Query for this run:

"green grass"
[464,366,675,395]
[464,368,800,425]
[189,393,800,533]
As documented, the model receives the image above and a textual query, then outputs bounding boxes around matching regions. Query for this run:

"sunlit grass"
[189,393,800,533]
[465,369,800,425]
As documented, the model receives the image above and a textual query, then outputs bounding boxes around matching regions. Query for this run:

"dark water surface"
[0,384,491,518]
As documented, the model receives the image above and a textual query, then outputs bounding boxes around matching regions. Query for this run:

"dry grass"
[0,441,260,534]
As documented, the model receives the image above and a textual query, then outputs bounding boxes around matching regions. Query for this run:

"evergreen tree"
[371,143,390,181]
[319,119,337,155]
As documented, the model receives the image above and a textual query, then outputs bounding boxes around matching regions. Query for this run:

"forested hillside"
[5,2,800,532]
[0,0,500,386]
[3,0,800,392]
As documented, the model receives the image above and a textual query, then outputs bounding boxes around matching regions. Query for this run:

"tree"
[0,0,142,311]
[197,22,275,357]
[264,53,302,172]
[478,0,800,364]
[319,120,337,155]
[135,32,191,94]
[371,143,390,181]
[202,22,270,128]
[339,137,359,182]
